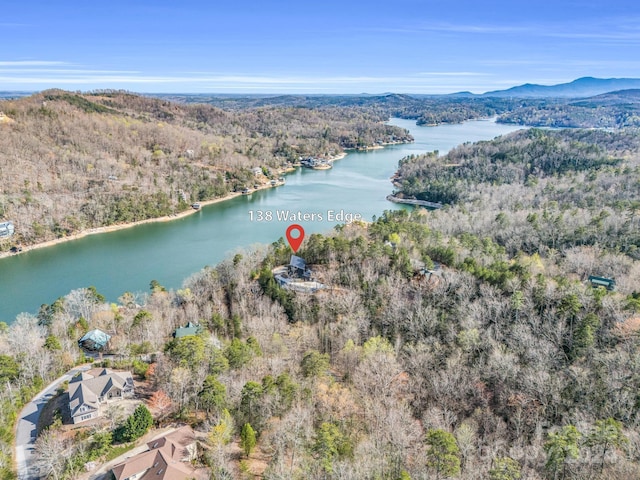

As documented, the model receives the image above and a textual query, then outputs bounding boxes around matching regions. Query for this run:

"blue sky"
[2,0,639,93]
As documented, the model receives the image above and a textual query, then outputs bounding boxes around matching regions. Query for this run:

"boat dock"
[386,195,443,209]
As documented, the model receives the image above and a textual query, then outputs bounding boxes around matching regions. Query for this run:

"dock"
[386,195,443,209]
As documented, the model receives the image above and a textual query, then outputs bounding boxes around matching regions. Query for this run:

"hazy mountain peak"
[483,77,640,98]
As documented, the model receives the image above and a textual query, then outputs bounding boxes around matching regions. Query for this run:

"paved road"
[14,364,91,480]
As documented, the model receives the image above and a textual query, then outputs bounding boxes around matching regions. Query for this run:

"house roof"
[111,426,197,480]
[173,321,201,338]
[78,329,111,350]
[68,383,99,416]
[290,255,306,270]
[68,368,133,418]
[70,371,93,383]
[111,448,194,480]
[147,426,196,460]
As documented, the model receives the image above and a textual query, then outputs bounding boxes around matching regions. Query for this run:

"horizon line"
[2,75,640,98]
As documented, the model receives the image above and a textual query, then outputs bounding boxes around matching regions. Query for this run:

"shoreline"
[386,194,443,209]
[345,140,407,152]
[0,150,351,260]
[0,191,247,260]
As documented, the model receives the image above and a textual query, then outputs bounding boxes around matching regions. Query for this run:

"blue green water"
[0,118,522,323]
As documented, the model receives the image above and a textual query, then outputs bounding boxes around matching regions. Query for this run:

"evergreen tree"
[164,335,206,369]
[312,422,353,474]
[119,404,153,442]
[224,338,253,369]
[489,457,522,480]
[586,418,627,475]
[240,423,257,457]
[43,335,62,351]
[199,375,227,413]
[0,355,19,383]
[425,429,461,479]
[544,425,581,480]
[301,350,330,378]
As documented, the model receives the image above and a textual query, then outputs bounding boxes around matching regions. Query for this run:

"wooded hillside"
[0,90,411,248]
[497,90,640,128]
[2,127,640,479]
[170,92,525,126]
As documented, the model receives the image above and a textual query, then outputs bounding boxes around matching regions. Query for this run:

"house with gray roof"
[68,368,134,424]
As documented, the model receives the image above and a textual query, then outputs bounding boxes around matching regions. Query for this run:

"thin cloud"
[367,17,640,47]
[567,60,640,69]
[0,61,70,66]
[0,65,629,94]
[416,72,491,77]
[0,71,507,95]
[0,69,140,74]
[542,29,640,46]
[359,24,531,35]
[0,72,493,86]
[420,23,532,34]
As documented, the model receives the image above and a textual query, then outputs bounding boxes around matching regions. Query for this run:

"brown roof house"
[68,368,134,424]
[110,426,199,480]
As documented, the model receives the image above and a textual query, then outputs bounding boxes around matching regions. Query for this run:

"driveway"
[14,364,91,480]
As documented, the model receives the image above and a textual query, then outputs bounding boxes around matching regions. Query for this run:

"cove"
[0,118,522,323]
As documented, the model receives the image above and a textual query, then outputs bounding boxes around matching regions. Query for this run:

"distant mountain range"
[3,78,640,100]
[479,77,640,98]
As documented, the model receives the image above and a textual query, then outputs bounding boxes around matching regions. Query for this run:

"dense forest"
[163,90,640,129]
[0,90,411,248]
[2,126,640,479]
[395,127,640,208]
[164,92,528,126]
[497,90,640,128]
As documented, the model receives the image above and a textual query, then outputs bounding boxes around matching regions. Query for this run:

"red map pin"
[285,224,305,253]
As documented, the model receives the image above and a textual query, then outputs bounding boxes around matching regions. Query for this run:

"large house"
[110,426,200,480]
[68,368,134,424]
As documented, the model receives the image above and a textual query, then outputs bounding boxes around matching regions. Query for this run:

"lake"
[0,118,522,323]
